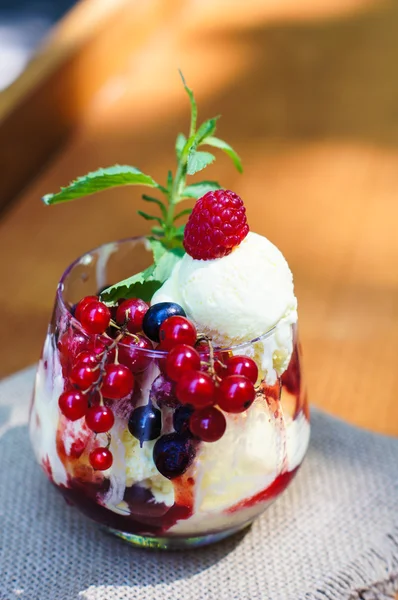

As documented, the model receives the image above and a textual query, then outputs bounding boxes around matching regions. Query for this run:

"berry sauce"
[226,467,299,514]
[59,476,194,536]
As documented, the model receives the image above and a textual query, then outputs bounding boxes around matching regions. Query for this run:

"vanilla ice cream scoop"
[152,232,297,346]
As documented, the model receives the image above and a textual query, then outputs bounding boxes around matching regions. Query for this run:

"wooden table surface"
[1,0,398,445]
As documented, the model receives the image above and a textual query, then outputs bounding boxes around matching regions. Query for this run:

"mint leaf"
[42,165,160,205]
[137,211,163,225]
[175,133,187,160]
[99,242,183,304]
[183,181,221,199]
[187,151,215,176]
[99,265,158,303]
[201,137,243,173]
[142,195,167,219]
[195,117,219,145]
[148,238,168,263]
[153,246,184,281]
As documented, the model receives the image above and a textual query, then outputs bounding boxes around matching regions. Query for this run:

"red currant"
[196,342,229,376]
[73,351,99,368]
[189,406,226,442]
[85,336,116,362]
[116,298,149,333]
[101,364,134,399]
[217,375,256,413]
[57,330,88,365]
[165,344,201,382]
[85,405,115,432]
[225,355,258,384]
[89,447,113,470]
[159,316,197,350]
[69,363,97,390]
[79,300,111,334]
[58,390,87,421]
[176,370,216,408]
[118,334,153,373]
[75,296,98,321]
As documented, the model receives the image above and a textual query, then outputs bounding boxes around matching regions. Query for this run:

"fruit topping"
[69,363,97,390]
[58,390,88,421]
[118,334,153,373]
[101,364,134,400]
[143,302,186,342]
[78,299,111,335]
[89,447,113,471]
[74,295,98,322]
[225,355,258,384]
[189,406,226,442]
[165,344,201,382]
[128,404,162,444]
[153,433,195,479]
[85,405,115,433]
[183,189,249,260]
[176,370,216,409]
[115,298,149,333]
[217,374,256,413]
[159,315,197,350]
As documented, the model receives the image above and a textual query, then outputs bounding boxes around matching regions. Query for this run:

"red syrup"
[42,456,54,482]
[58,476,194,536]
[226,467,299,514]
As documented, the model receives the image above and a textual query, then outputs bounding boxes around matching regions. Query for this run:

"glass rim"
[56,236,279,356]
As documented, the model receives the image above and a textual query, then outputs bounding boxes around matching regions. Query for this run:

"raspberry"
[183,189,249,260]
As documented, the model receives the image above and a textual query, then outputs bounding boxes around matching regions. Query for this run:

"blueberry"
[153,433,195,479]
[150,374,180,409]
[142,302,186,342]
[128,404,162,445]
[173,404,194,436]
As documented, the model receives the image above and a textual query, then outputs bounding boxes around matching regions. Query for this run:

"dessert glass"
[30,237,310,549]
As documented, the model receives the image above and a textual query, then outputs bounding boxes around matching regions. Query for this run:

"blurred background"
[0,0,76,90]
[0,0,397,436]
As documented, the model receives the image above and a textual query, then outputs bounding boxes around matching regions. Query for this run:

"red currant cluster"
[159,329,258,443]
[57,296,152,470]
[56,295,259,476]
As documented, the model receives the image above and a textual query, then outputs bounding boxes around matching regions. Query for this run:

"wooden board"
[1,0,398,447]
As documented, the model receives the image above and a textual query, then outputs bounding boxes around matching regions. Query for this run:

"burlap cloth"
[0,366,397,600]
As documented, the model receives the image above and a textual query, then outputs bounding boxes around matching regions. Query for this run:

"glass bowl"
[29,237,310,549]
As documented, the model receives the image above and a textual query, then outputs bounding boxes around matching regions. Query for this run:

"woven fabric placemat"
[0,366,397,600]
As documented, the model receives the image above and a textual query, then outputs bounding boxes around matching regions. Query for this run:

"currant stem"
[87,327,128,394]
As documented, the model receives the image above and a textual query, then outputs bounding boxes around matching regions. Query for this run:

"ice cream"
[153,231,298,387]
[152,232,297,347]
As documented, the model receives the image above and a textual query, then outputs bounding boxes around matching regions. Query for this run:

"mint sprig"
[42,72,243,304]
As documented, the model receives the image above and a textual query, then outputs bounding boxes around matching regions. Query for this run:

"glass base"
[103,522,252,550]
